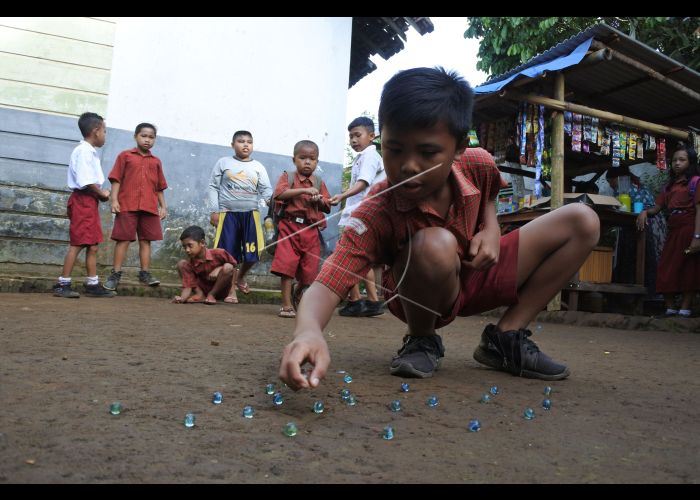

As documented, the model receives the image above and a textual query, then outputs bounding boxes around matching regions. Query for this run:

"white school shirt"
[338,144,385,227]
[67,140,105,190]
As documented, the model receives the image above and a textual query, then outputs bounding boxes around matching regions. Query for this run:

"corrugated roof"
[474,22,700,132]
[349,17,434,88]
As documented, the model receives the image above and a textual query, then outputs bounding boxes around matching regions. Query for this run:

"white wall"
[106,17,352,164]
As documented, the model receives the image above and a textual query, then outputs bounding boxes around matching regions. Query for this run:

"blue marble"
[343,374,353,384]
[468,419,481,432]
[212,392,223,405]
[184,413,195,427]
[389,400,402,412]
[313,401,325,414]
[242,406,254,418]
[345,394,357,406]
[489,385,499,396]
[542,399,552,411]
[400,383,410,392]
[109,401,122,415]
[480,394,492,404]
[283,422,298,437]
[523,407,536,420]
[427,396,439,408]
[544,386,553,396]
[265,383,275,395]
[273,392,284,406]
[382,425,394,440]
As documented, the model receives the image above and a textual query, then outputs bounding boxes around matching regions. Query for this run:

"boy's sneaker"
[103,269,122,291]
[390,334,445,378]
[339,300,366,317]
[473,324,570,380]
[362,300,385,317]
[83,283,115,297]
[138,270,160,287]
[52,283,80,298]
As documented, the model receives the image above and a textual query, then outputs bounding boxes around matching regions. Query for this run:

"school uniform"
[108,148,168,241]
[316,148,517,328]
[270,172,331,285]
[66,141,105,246]
[180,248,238,298]
[655,178,700,293]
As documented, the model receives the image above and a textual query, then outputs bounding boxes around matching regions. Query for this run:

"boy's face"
[91,122,107,148]
[348,126,375,153]
[135,127,156,152]
[232,135,253,160]
[381,121,466,201]
[181,237,206,259]
[293,145,319,177]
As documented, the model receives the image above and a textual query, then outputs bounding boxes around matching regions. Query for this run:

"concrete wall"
[0,17,116,117]
[0,17,349,286]
[106,17,352,164]
[0,107,342,286]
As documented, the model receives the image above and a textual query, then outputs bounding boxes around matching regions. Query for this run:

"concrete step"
[0,274,282,304]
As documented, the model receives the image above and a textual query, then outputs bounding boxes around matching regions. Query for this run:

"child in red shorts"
[104,123,168,291]
[270,140,331,317]
[172,225,239,305]
[53,112,114,298]
[279,67,601,391]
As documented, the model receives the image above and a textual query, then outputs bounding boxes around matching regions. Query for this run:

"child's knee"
[221,263,235,275]
[87,244,99,254]
[570,204,600,243]
[411,228,459,271]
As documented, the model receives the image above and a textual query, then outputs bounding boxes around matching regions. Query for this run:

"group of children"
[52,66,698,391]
[53,112,388,318]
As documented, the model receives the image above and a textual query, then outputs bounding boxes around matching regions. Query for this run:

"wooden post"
[548,72,566,311]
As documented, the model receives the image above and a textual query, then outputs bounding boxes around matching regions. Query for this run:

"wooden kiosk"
[473,23,700,312]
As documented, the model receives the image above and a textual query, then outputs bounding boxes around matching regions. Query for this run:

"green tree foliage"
[465,17,699,77]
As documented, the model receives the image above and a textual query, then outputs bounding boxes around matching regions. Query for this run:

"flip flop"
[224,296,239,304]
[185,296,205,304]
[203,298,217,305]
[236,281,251,295]
[278,307,296,318]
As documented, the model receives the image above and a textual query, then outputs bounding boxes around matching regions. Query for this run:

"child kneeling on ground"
[173,225,239,305]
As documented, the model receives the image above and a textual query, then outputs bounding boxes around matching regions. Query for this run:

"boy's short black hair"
[293,140,319,157]
[378,66,474,144]
[78,112,104,138]
[232,130,253,142]
[347,116,375,134]
[180,225,206,242]
[135,122,157,135]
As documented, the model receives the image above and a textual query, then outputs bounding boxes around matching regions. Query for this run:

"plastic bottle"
[264,218,275,241]
[618,193,631,212]
[632,190,643,214]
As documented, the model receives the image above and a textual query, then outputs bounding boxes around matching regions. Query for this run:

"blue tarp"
[474,37,594,94]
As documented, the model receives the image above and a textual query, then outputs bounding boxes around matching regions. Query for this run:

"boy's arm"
[317,181,332,213]
[279,282,340,391]
[463,200,501,271]
[257,164,274,201]
[157,191,167,219]
[173,286,194,303]
[207,162,223,224]
[85,183,110,201]
[276,186,316,201]
[330,180,368,206]
[110,182,121,213]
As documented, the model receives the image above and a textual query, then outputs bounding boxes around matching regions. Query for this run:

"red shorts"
[111,211,163,242]
[67,190,103,246]
[270,219,321,285]
[384,229,520,328]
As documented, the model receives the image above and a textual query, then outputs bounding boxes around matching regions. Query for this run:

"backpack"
[265,171,322,256]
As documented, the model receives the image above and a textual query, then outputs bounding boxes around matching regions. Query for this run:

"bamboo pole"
[590,40,700,103]
[547,72,566,311]
[499,90,689,140]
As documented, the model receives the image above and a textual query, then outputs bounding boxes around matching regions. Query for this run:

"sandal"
[203,297,217,305]
[236,281,251,295]
[278,307,296,318]
[224,296,239,304]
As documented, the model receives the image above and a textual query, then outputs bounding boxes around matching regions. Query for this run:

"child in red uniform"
[104,123,168,291]
[637,144,700,317]
[279,67,601,390]
[270,140,331,317]
[172,225,239,305]
[53,112,114,298]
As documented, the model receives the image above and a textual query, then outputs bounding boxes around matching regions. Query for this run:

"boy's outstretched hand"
[279,332,330,391]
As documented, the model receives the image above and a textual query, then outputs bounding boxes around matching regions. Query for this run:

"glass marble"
[389,400,402,412]
[242,406,254,418]
[109,402,122,415]
[382,425,394,440]
[542,399,552,411]
[283,422,298,437]
[523,407,536,420]
[468,419,481,432]
[313,401,325,414]
[212,392,223,405]
[273,392,284,406]
[184,413,195,427]
[427,396,439,408]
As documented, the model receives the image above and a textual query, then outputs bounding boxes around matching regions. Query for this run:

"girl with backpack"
[637,144,700,317]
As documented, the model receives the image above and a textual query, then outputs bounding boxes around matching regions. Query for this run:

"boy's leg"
[235,211,264,293]
[339,284,367,316]
[104,240,129,290]
[54,245,83,298]
[138,240,151,272]
[204,263,235,304]
[389,227,461,378]
[85,244,98,278]
[136,213,162,286]
[280,276,294,310]
[474,204,599,380]
[362,268,385,316]
[82,244,114,297]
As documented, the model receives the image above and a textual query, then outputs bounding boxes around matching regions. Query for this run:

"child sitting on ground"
[173,225,239,305]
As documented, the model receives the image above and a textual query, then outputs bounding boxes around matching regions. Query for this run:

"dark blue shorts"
[213,211,264,264]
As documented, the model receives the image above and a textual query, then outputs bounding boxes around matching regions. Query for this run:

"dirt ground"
[0,293,698,484]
